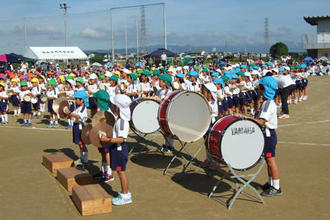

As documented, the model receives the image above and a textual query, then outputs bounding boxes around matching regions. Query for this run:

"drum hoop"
[209,116,265,171]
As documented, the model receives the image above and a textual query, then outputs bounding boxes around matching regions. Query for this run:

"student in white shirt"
[0,82,8,124]
[31,78,41,118]
[46,79,59,127]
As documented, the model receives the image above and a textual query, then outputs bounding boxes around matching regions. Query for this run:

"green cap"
[110,75,118,82]
[93,90,109,111]
[129,73,137,83]
[202,68,209,72]
[47,78,56,88]
[159,73,172,87]
[237,71,245,77]
[75,77,84,84]
[20,80,27,87]
[99,75,105,80]
[65,76,73,81]
[221,75,229,83]
[152,70,160,76]
[141,71,150,76]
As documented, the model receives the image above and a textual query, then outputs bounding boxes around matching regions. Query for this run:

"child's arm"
[234,113,265,127]
[100,135,124,144]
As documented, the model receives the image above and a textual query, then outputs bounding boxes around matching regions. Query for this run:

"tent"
[24,46,87,60]
[92,62,102,67]
[146,48,177,58]
[319,56,328,61]
[0,54,23,63]
[303,56,313,63]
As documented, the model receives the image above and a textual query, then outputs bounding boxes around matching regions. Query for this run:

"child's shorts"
[109,143,128,171]
[21,101,32,114]
[264,129,277,158]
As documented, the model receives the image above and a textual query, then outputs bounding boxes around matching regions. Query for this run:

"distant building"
[302,16,330,59]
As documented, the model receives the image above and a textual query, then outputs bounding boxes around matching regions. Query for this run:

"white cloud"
[81,27,106,39]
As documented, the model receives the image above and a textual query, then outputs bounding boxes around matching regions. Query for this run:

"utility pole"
[59,3,70,47]
[125,23,128,61]
[265,17,270,53]
[136,19,139,60]
[140,6,147,54]
[162,3,167,49]
[110,8,114,62]
[24,17,27,52]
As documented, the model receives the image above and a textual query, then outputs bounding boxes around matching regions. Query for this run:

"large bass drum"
[207,116,265,171]
[158,90,211,143]
[130,98,160,134]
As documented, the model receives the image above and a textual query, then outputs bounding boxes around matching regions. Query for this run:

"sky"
[0,0,329,54]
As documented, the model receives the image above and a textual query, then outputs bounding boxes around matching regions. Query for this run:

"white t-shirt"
[0,91,8,102]
[31,86,41,96]
[259,99,277,132]
[112,118,130,151]
[276,75,295,89]
[161,54,167,61]
[46,89,58,99]
[156,88,172,100]
[19,90,31,102]
[209,100,218,124]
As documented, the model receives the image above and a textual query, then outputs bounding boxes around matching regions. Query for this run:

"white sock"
[106,165,112,175]
[18,108,21,114]
[14,109,17,114]
[1,115,4,122]
[55,121,58,125]
[81,152,88,163]
[273,179,280,190]
[24,119,27,123]
[28,119,31,123]
[37,112,40,116]
[101,162,106,173]
[4,114,8,122]
[269,177,273,186]
[67,119,71,126]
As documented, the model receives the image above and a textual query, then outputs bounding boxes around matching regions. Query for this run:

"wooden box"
[72,184,112,216]
[57,167,93,192]
[42,153,73,174]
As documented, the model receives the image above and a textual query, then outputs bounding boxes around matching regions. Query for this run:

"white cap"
[244,72,251,77]
[183,66,189,70]
[203,83,217,101]
[176,67,182,71]
[123,68,130,74]
[216,68,221,72]
[66,79,75,87]
[110,94,132,121]
[105,72,112,77]
[251,70,259,75]
[89,73,97,80]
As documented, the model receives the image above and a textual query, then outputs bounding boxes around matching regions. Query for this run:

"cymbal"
[89,122,113,148]
[81,123,92,145]
[91,111,115,127]
[40,95,48,103]
[53,98,70,119]
[23,94,31,102]
[58,92,67,98]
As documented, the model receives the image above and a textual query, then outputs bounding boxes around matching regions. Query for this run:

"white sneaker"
[302,96,308,101]
[299,97,303,102]
[277,104,282,108]
[278,114,289,119]
[288,99,292,104]
[112,192,132,206]
[294,99,298,105]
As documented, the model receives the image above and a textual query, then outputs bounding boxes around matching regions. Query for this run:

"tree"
[269,42,288,58]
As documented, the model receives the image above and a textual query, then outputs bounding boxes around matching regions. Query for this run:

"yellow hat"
[69,73,76,78]
[31,78,39,84]
[0,82,5,88]
[59,75,65,83]
[11,78,19,83]
[151,67,156,71]
[114,71,121,76]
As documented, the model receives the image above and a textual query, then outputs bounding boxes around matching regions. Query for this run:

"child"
[46,78,59,127]
[138,71,152,97]
[93,90,114,182]
[100,94,132,205]
[19,80,32,126]
[67,90,89,168]
[0,82,8,124]
[31,78,41,118]
[125,74,138,100]
[65,78,75,129]
[107,75,119,97]
[236,76,282,196]
[9,78,21,116]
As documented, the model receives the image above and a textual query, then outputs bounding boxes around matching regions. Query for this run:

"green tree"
[89,53,104,64]
[269,42,288,58]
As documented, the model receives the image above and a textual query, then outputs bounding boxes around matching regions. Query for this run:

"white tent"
[24,46,87,60]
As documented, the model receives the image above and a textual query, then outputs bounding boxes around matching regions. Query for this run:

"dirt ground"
[0,76,329,220]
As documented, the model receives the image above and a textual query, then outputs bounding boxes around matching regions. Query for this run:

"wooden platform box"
[72,184,112,216]
[42,153,73,174]
[57,167,93,192]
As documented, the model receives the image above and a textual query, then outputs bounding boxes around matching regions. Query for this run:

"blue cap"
[278,67,285,72]
[262,64,267,68]
[211,72,219,77]
[231,73,238,79]
[301,63,307,68]
[176,73,184,78]
[189,71,198,77]
[224,71,231,76]
[241,65,247,69]
[213,77,225,88]
[254,66,260,70]
[258,76,278,100]
[267,62,273,66]
[73,90,89,107]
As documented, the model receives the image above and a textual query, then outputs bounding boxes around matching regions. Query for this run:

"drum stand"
[129,131,161,154]
[208,159,266,210]
[163,139,205,176]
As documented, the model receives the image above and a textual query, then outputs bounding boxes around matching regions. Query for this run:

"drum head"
[221,119,264,170]
[131,99,160,134]
[167,91,211,142]
[31,97,38,104]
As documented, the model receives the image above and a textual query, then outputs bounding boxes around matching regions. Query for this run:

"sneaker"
[74,159,82,166]
[200,159,212,168]
[288,99,292,104]
[261,186,283,196]
[48,123,54,128]
[103,173,114,182]
[294,99,298,105]
[161,146,172,154]
[278,114,289,119]
[302,96,308,101]
[76,163,88,170]
[299,97,303,102]
[22,122,27,127]
[53,123,59,128]
[112,193,132,206]
[27,122,31,127]
[262,182,271,191]
[66,125,72,129]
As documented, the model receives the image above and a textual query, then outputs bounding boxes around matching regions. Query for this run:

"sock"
[106,166,112,175]
[81,152,88,163]
[67,119,71,126]
[268,177,273,186]
[101,162,106,173]
[273,179,280,190]
[4,114,8,122]
[24,119,27,123]
[18,108,21,114]
[1,115,4,122]
[28,119,31,123]
[55,121,58,125]
[37,112,40,116]
[14,109,17,114]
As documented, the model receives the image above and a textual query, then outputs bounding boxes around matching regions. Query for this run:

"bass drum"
[158,90,211,143]
[130,98,160,134]
[207,116,265,171]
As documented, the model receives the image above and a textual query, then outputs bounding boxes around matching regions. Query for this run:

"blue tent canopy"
[303,56,313,63]
[147,48,177,58]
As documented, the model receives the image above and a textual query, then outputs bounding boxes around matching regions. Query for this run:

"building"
[302,16,330,59]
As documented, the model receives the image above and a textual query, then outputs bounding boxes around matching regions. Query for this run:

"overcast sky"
[0,0,329,54]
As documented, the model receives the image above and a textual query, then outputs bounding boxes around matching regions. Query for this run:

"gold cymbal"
[53,98,70,119]
[88,121,113,148]
[91,111,115,127]
[81,123,92,145]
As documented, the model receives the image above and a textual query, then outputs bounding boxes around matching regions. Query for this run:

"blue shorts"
[33,97,40,110]
[21,101,32,114]
[217,100,226,114]
[73,123,84,145]
[10,95,20,106]
[226,97,233,109]
[232,95,240,107]
[295,80,303,90]
[0,101,7,112]
[48,100,54,113]
[98,146,111,153]
[252,89,260,101]
[264,129,277,158]
[302,79,308,89]
[109,142,128,171]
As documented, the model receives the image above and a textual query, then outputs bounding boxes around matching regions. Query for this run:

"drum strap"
[80,105,85,113]
[164,89,169,96]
